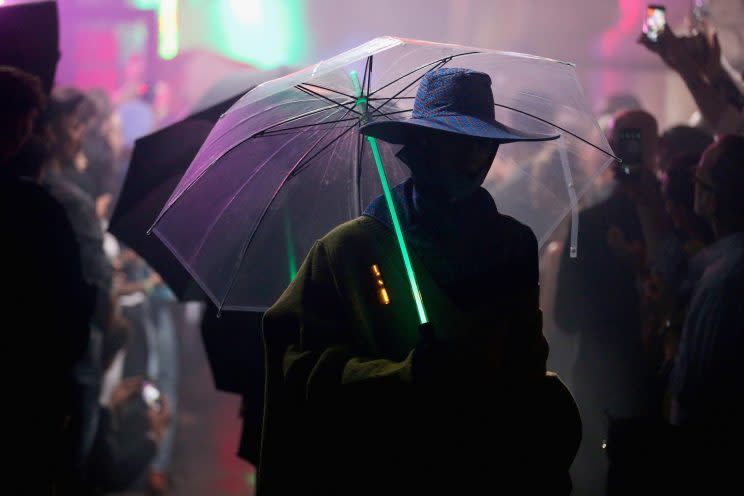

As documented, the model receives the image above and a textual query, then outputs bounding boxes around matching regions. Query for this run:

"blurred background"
[48,0,744,128]
[3,1,743,495]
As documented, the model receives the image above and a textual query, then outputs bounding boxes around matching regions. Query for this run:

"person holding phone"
[639,5,744,136]
[642,5,667,43]
[555,109,657,496]
[87,377,171,493]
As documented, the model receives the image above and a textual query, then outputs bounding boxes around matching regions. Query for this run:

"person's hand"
[414,304,544,387]
[113,270,128,290]
[110,377,144,411]
[699,31,724,84]
[146,395,171,443]
[617,165,663,209]
[462,303,544,374]
[607,225,645,271]
[143,272,163,294]
[148,272,163,287]
[95,193,113,220]
[118,248,138,265]
[638,28,700,78]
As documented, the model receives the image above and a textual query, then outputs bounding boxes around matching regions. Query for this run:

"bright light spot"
[230,0,262,24]
[379,288,391,305]
[215,0,305,69]
[158,0,179,59]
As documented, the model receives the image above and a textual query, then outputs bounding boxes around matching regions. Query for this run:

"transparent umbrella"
[151,36,617,314]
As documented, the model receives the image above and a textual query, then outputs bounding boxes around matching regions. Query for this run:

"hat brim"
[359,114,560,145]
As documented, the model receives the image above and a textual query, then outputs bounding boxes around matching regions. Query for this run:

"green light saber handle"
[349,70,429,325]
[283,208,297,283]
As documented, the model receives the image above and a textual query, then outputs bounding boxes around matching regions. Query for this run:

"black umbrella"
[0,1,59,94]
[109,93,242,300]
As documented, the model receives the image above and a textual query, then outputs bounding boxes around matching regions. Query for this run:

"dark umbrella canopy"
[109,94,242,300]
[0,1,59,94]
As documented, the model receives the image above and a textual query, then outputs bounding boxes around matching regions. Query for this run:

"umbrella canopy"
[108,94,242,300]
[152,36,617,313]
[0,0,59,94]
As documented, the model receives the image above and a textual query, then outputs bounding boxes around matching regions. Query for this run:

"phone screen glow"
[142,383,161,411]
[643,6,666,42]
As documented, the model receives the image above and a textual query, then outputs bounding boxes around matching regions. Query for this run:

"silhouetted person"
[259,68,581,496]
[0,66,93,494]
[668,135,744,493]
[554,110,657,495]
[40,88,115,493]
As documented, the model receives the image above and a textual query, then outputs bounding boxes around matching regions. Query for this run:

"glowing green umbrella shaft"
[349,70,429,325]
[283,208,297,282]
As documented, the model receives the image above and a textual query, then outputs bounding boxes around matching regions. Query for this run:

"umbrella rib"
[359,55,372,100]
[366,104,411,121]
[300,82,357,100]
[260,105,412,138]
[287,119,359,179]
[362,96,615,159]
[368,51,479,98]
[296,84,361,116]
[492,102,618,160]
[187,110,345,265]
[151,101,348,228]
[361,56,371,96]
[218,108,357,310]
[367,58,454,115]
[254,101,355,136]
[366,56,373,97]
[198,97,320,153]
[257,117,359,136]
[354,127,364,216]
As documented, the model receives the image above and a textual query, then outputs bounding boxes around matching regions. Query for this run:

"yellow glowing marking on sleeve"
[371,264,390,304]
[379,287,391,305]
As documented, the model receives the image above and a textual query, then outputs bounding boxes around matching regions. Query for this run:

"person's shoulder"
[4,176,65,212]
[319,216,382,252]
[495,212,538,247]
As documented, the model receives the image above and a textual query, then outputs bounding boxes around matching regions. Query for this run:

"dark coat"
[259,208,581,495]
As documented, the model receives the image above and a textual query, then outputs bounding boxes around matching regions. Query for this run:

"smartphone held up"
[142,380,163,412]
[643,4,667,43]
[615,128,643,179]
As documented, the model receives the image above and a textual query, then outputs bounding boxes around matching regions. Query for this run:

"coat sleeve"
[258,239,416,495]
[263,239,414,407]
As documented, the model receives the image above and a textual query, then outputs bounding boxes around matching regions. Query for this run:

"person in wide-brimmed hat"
[259,67,581,496]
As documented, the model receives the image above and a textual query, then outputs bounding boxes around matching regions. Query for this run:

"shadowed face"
[420,131,499,179]
[401,130,499,200]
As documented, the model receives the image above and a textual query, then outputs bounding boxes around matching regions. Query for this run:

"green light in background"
[158,0,179,59]
[283,208,297,283]
[130,0,179,60]
[130,0,159,8]
[214,0,306,69]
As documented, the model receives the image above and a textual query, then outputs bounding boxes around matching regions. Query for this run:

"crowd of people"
[547,25,744,495]
[2,62,181,495]
[1,10,743,496]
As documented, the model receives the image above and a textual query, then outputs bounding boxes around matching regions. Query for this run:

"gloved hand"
[412,305,546,388]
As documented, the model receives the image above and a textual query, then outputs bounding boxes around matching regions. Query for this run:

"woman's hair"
[0,65,45,138]
[708,135,744,220]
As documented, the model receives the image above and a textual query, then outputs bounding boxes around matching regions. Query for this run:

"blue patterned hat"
[360,67,559,144]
